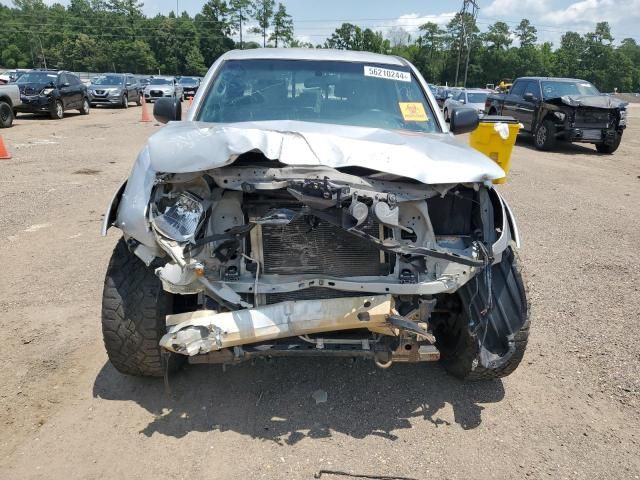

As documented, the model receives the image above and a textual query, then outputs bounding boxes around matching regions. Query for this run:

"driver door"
[517,81,539,131]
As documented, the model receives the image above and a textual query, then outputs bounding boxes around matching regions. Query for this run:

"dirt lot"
[0,103,639,480]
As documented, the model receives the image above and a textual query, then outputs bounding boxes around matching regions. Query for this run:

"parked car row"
[0,69,203,127]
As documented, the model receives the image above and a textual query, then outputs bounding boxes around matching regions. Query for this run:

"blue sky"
[3,0,640,45]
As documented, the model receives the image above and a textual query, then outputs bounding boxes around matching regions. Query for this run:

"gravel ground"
[0,103,639,480]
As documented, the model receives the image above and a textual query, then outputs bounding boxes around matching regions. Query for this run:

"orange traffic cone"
[140,95,152,123]
[0,134,11,160]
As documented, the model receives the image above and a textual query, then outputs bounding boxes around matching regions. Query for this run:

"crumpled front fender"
[101,147,159,250]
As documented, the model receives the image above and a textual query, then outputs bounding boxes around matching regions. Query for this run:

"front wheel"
[101,239,187,377]
[79,97,90,115]
[50,100,64,120]
[596,132,622,154]
[0,101,13,128]
[534,119,556,150]
[435,247,530,381]
[121,94,129,109]
[135,93,142,106]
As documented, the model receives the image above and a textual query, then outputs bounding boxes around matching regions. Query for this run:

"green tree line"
[1,1,639,92]
[325,16,640,92]
[0,0,294,75]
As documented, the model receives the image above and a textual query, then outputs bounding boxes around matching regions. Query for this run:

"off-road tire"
[79,97,90,115]
[101,238,184,377]
[0,101,13,128]
[534,119,556,150]
[51,100,64,120]
[121,94,129,109]
[438,247,530,381]
[596,132,622,154]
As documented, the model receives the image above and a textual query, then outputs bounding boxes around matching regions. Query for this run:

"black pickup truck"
[485,77,627,153]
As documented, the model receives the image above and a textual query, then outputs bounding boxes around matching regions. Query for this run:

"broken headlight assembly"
[553,111,566,122]
[152,192,205,243]
[619,109,627,127]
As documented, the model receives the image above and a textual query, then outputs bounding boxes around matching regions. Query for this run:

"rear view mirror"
[449,107,479,135]
[153,97,182,124]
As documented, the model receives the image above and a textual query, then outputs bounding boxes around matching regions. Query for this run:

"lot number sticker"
[364,66,411,82]
[399,102,428,122]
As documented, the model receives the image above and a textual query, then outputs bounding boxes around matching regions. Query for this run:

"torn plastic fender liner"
[160,295,394,356]
[101,179,127,236]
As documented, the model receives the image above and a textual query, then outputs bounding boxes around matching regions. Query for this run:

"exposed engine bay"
[112,150,518,367]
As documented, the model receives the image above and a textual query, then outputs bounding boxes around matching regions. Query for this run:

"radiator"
[259,215,384,277]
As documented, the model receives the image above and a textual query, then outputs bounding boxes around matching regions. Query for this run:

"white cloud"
[540,0,640,26]
[393,12,457,33]
[483,0,640,43]
[484,0,550,17]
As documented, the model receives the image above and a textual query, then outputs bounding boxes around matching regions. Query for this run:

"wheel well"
[0,96,12,107]
[541,114,562,131]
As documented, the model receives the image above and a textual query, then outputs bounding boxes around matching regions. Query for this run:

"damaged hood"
[549,95,628,109]
[145,120,505,185]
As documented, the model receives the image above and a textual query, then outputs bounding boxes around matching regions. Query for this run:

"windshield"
[198,59,438,132]
[151,78,173,85]
[179,77,198,85]
[541,81,600,99]
[16,72,57,84]
[466,92,488,104]
[92,75,124,86]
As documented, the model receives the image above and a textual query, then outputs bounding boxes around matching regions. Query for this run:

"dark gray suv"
[88,73,142,108]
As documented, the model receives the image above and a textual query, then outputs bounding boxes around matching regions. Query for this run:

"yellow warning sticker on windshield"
[399,102,428,122]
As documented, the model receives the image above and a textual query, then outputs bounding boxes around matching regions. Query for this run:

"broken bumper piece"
[160,295,395,356]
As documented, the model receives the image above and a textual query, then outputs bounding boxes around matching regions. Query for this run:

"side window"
[70,74,81,85]
[127,76,136,85]
[524,81,539,99]
[59,73,70,86]
[510,81,525,97]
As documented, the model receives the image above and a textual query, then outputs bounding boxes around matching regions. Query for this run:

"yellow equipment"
[469,116,520,184]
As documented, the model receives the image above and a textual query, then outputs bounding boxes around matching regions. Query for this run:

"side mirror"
[61,82,70,87]
[126,82,132,87]
[523,92,535,102]
[153,97,182,124]
[449,107,479,135]
[460,98,466,104]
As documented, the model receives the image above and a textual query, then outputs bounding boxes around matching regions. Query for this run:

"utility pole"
[453,0,479,87]
[38,36,47,70]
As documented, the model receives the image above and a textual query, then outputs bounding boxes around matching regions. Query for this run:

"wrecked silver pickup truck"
[101,49,529,381]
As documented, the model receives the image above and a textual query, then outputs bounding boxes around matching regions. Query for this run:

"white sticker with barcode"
[364,66,411,82]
